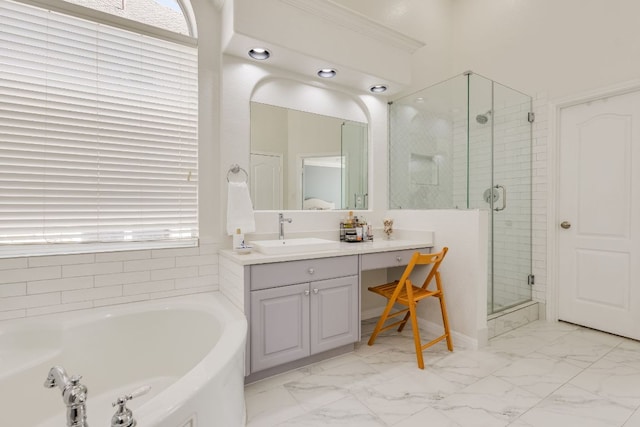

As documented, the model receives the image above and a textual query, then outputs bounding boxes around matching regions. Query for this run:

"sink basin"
[252,238,339,255]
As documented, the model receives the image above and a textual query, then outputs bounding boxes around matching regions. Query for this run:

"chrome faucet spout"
[44,365,70,391]
[45,366,89,427]
[278,213,292,240]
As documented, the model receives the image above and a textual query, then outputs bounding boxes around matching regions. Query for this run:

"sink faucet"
[279,213,292,240]
[44,366,88,427]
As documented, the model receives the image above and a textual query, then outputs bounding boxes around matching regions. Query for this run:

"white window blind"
[0,0,198,249]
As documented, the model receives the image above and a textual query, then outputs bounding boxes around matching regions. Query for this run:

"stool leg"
[408,302,424,369]
[439,293,453,351]
[368,298,395,346]
[435,273,454,352]
[397,311,411,332]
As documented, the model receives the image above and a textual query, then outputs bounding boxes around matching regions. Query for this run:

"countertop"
[219,235,434,266]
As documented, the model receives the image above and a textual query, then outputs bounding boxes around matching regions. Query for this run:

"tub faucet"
[44,366,89,427]
[279,213,292,240]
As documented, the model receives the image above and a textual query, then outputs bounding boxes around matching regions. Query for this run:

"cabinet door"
[250,283,310,372]
[310,275,359,354]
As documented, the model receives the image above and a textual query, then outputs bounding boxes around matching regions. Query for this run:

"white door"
[558,89,640,339]
[250,153,283,210]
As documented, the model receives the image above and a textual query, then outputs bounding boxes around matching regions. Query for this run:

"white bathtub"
[0,292,247,427]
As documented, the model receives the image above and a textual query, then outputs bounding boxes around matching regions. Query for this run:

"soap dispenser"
[233,228,245,250]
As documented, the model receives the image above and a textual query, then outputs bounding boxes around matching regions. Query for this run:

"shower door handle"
[494,185,506,211]
[354,193,368,209]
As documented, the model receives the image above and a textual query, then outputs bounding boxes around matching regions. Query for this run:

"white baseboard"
[417,317,481,349]
[361,307,385,321]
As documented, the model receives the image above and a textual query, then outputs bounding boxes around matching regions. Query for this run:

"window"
[0,0,198,255]
[61,0,191,36]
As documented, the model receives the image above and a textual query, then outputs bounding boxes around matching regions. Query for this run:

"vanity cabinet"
[249,256,358,373]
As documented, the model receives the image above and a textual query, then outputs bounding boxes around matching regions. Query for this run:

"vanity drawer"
[360,248,431,271]
[250,255,358,290]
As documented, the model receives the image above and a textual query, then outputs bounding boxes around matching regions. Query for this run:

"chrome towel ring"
[227,164,248,183]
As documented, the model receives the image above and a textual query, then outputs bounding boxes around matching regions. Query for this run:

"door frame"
[547,78,640,322]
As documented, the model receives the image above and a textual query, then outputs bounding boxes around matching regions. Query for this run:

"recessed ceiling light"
[317,68,337,78]
[248,48,270,60]
[370,85,387,93]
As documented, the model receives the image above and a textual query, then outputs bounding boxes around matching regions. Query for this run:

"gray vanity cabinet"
[249,256,358,373]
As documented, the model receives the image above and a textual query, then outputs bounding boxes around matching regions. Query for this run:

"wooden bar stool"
[367,247,453,369]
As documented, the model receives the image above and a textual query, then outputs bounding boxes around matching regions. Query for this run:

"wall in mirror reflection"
[250,102,368,210]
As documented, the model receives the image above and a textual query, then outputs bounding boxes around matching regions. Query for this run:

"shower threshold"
[488,301,539,338]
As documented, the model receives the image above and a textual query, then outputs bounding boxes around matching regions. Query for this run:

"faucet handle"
[128,385,151,400]
[112,385,151,406]
[111,385,151,427]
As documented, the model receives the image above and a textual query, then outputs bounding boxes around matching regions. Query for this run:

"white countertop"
[219,236,434,266]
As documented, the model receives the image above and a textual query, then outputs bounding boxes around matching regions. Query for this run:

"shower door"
[468,75,533,314]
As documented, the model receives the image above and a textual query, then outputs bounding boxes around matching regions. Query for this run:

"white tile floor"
[244,319,640,426]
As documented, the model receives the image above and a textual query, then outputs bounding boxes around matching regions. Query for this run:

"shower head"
[475,110,492,124]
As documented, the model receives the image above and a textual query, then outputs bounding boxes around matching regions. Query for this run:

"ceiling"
[223,0,431,96]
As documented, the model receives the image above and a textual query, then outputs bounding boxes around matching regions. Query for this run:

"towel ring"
[227,164,248,183]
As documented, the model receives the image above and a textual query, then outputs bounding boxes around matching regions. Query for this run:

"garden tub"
[0,292,247,427]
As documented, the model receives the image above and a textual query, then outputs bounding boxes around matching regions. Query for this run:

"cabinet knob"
[304,290,310,296]
[313,288,319,294]
[308,267,315,275]
[396,256,402,263]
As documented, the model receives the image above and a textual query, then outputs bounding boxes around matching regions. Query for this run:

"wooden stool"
[367,247,453,369]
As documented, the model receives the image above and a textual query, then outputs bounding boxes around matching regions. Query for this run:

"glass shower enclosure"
[389,71,533,315]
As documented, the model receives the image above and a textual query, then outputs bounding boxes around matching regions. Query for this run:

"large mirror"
[250,102,368,210]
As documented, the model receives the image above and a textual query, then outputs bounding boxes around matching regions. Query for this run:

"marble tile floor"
[244,319,640,427]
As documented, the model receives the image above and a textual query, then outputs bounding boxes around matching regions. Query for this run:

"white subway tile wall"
[0,241,221,321]
[389,105,455,209]
[219,255,246,311]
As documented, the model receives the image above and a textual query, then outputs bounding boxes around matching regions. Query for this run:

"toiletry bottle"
[360,217,369,241]
[233,228,244,250]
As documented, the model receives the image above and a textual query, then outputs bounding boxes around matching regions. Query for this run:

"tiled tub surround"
[246,319,640,427]
[0,240,220,321]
